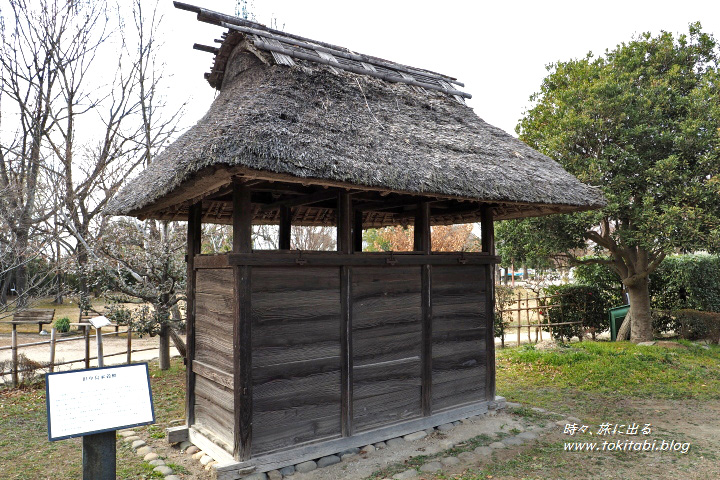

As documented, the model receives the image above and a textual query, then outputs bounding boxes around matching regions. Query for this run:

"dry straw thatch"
[106,4,604,225]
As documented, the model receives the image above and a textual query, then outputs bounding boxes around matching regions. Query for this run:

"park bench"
[10,308,56,333]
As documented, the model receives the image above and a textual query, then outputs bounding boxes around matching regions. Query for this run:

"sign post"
[46,363,155,479]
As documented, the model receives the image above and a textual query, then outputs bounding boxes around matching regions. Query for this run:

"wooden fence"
[0,325,158,387]
[497,291,583,347]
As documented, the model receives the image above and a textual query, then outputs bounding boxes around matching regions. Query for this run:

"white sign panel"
[46,363,155,441]
[88,315,111,329]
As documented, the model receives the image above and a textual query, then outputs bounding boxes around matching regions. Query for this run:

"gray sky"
[158,0,720,137]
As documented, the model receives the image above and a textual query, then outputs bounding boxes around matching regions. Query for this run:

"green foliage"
[105,304,133,327]
[362,228,390,252]
[495,217,587,270]
[573,258,625,306]
[650,254,720,313]
[53,317,70,333]
[541,284,608,341]
[501,24,720,333]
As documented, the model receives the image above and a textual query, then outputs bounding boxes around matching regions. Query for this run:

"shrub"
[54,317,71,333]
[541,284,608,342]
[573,258,625,307]
[674,309,720,343]
[650,254,720,313]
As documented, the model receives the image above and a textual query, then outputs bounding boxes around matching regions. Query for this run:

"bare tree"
[0,0,66,307]
[43,0,180,305]
[100,217,186,370]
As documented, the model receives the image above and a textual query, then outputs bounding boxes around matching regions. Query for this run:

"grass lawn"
[0,358,185,479]
[458,340,720,480]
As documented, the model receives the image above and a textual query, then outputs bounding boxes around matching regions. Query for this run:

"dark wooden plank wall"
[352,266,422,432]
[250,267,342,455]
[431,265,488,411]
[196,269,235,371]
[195,268,235,448]
[193,261,492,456]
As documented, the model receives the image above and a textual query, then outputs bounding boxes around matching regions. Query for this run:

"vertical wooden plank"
[337,191,351,255]
[353,210,363,253]
[279,205,291,250]
[338,191,353,436]
[233,180,252,253]
[127,326,132,364]
[415,202,432,416]
[84,325,90,369]
[96,328,104,367]
[233,180,253,461]
[481,206,496,402]
[413,203,430,253]
[186,202,202,427]
[49,328,56,373]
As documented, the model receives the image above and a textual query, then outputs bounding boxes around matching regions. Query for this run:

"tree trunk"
[617,310,632,340]
[159,322,170,370]
[15,231,28,308]
[626,276,654,342]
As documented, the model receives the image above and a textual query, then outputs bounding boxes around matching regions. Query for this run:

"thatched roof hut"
[107,4,604,479]
[106,5,603,224]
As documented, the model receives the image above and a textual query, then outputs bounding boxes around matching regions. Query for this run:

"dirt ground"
[138,398,720,480]
[0,330,178,383]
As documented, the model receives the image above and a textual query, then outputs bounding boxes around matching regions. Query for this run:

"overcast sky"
[157,0,720,137]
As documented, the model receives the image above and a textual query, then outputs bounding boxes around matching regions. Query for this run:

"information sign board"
[46,363,155,441]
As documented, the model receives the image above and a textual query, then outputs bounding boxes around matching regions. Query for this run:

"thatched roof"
[105,3,604,225]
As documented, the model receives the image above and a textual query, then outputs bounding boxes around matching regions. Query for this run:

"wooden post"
[353,210,363,253]
[186,202,202,427]
[49,328,57,373]
[11,323,18,387]
[526,292,531,343]
[481,206,496,402]
[84,325,90,369]
[96,327,104,368]
[517,291,522,347]
[279,205,291,250]
[415,202,432,416]
[127,325,132,364]
[338,191,353,436]
[82,430,116,480]
[233,180,253,461]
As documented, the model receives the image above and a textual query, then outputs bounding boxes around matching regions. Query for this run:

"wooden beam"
[278,205,292,250]
[338,191,353,437]
[233,181,253,461]
[186,202,202,427]
[222,252,500,267]
[259,189,339,212]
[481,206,496,402]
